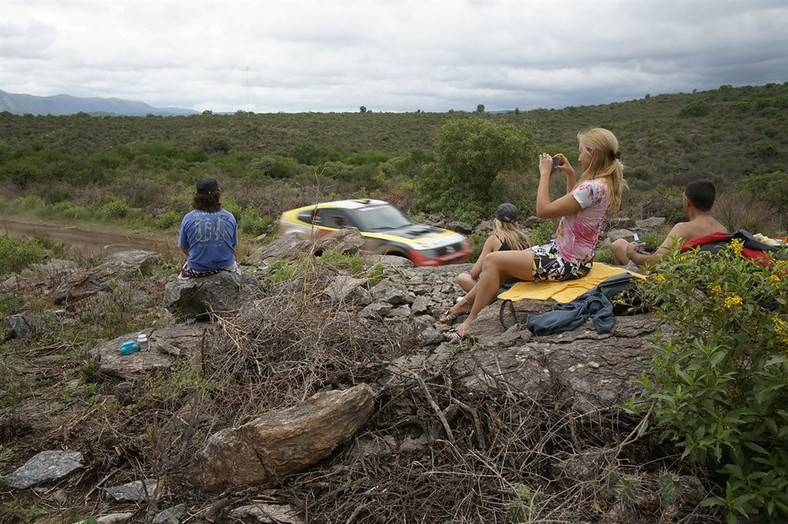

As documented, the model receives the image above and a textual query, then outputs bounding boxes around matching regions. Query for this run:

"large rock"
[164,271,262,321]
[2,450,84,489]
[2,314,47,339]
[605,228,637,243]
[244,228,367,266]
[89,323,208,379]
[189,383,376,491]
[53,250,163,308]
[635,217,667,230]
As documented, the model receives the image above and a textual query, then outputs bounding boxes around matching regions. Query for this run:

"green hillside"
[0,82,785,234]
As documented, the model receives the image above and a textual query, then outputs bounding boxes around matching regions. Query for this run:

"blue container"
[120,340,139,355]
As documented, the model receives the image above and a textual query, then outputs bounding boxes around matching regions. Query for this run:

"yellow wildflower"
[728,238,744,256]
[724,295,742,308]
[652,274,666,283]
[774,317,788,350]
[770,274,781,287]
[709,285,722,295]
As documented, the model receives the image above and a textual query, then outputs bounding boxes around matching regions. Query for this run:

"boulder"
[321,275,371,305]
[2,314,47,338]
[635,217,667,230]
[189,383,376,491]
[89,323,207,379]
[244,228,367,266]
[311,227,366,255]
[228,502,303,524]
[163,271,262,321]
[605,228,637,242]
[607,217,637,230]
[104,479,159,502]
[2,450,84,489]
[444,220,473,235]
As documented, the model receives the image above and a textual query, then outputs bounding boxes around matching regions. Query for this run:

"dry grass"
[714,190,782,235]
[0,253,723,523]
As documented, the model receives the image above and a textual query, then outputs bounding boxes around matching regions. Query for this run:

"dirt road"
[0,218,180,258]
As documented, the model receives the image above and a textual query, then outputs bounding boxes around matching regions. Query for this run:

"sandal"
[438,297,469,324]
[443,329,464,344]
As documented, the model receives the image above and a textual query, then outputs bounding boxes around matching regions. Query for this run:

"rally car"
[278,199,471,266]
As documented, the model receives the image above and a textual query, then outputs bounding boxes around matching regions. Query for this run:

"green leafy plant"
[2,500,47,522]
[143,362,219,411]
[635,240,788,522]
[0,234,45,274]
[507,483,541,523]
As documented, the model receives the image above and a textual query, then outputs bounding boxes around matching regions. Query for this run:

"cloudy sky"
[2,0,787,113]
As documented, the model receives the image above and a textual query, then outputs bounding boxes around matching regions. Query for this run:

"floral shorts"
[531,240,592,282]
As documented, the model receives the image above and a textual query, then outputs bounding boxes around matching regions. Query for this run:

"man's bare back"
[663,215,728,249]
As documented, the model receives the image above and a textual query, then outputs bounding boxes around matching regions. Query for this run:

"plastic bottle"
[633,233,647,253]
[137,333,150,352]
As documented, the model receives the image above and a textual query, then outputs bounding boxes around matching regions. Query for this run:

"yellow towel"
[497,263,646,304]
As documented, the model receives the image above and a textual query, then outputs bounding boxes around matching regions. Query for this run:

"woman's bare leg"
[457,272,476,293]
[451,249,535,337]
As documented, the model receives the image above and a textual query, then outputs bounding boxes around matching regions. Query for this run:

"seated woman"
[441,128,626,341]
[178,177,240,279]
[441,203,530,323]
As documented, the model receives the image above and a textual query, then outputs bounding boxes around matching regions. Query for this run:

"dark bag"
[590,273,651,316]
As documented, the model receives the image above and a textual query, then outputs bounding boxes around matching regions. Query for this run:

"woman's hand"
[538,153,553,177]
[553,153,576,178]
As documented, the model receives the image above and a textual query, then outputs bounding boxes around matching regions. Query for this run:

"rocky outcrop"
[53,250,163,309]
[416,315,655,414]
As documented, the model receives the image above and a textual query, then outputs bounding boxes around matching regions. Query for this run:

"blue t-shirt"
[178,208,238,272]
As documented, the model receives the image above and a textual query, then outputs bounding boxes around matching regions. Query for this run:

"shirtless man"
[611,180,728,267]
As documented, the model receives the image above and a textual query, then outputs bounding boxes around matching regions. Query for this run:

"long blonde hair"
[577,128,627,213]
[493,219,530,251]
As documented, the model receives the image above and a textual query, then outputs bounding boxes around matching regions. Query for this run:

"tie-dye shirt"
[555,179,609,265]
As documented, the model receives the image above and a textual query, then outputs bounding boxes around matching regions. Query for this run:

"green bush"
[679,100,712,117]
[0,235,45,273]
[634,241,788,522]
[238,207,268,237]
[154,210,182,230]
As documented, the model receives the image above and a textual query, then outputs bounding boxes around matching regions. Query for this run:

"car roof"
[298,199,390,211]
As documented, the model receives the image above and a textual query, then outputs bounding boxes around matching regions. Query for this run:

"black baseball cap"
[196,178,221,195]
[496,203,518,223]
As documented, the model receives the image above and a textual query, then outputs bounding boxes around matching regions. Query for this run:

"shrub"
[238,207,268,237]
[154,210,182,230]
[0,235,45,273]
[714,190,779,235]
[634,241,788,522]
[679,100,712,117]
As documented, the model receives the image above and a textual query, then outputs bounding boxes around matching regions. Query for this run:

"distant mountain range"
[0,90,199,116]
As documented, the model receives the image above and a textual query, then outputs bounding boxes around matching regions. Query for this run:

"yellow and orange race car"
[278,199,471,267]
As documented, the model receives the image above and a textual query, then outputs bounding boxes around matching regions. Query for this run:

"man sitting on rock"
[611,180,728,267]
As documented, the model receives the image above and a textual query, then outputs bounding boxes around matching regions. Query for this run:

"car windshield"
[353,205,412,231]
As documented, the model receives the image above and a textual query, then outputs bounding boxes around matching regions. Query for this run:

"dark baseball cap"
[496,203,518,223]
[196,178,221,195]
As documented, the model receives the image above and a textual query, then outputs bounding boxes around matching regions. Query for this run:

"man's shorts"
[531,240,592,282]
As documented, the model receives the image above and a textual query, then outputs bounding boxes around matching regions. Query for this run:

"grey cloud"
[1,1,786,113]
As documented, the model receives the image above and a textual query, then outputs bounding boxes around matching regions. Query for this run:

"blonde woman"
[442,128,626,341]
[441,203,530,323]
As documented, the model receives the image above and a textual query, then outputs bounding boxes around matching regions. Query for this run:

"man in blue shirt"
[178,178,239,278]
